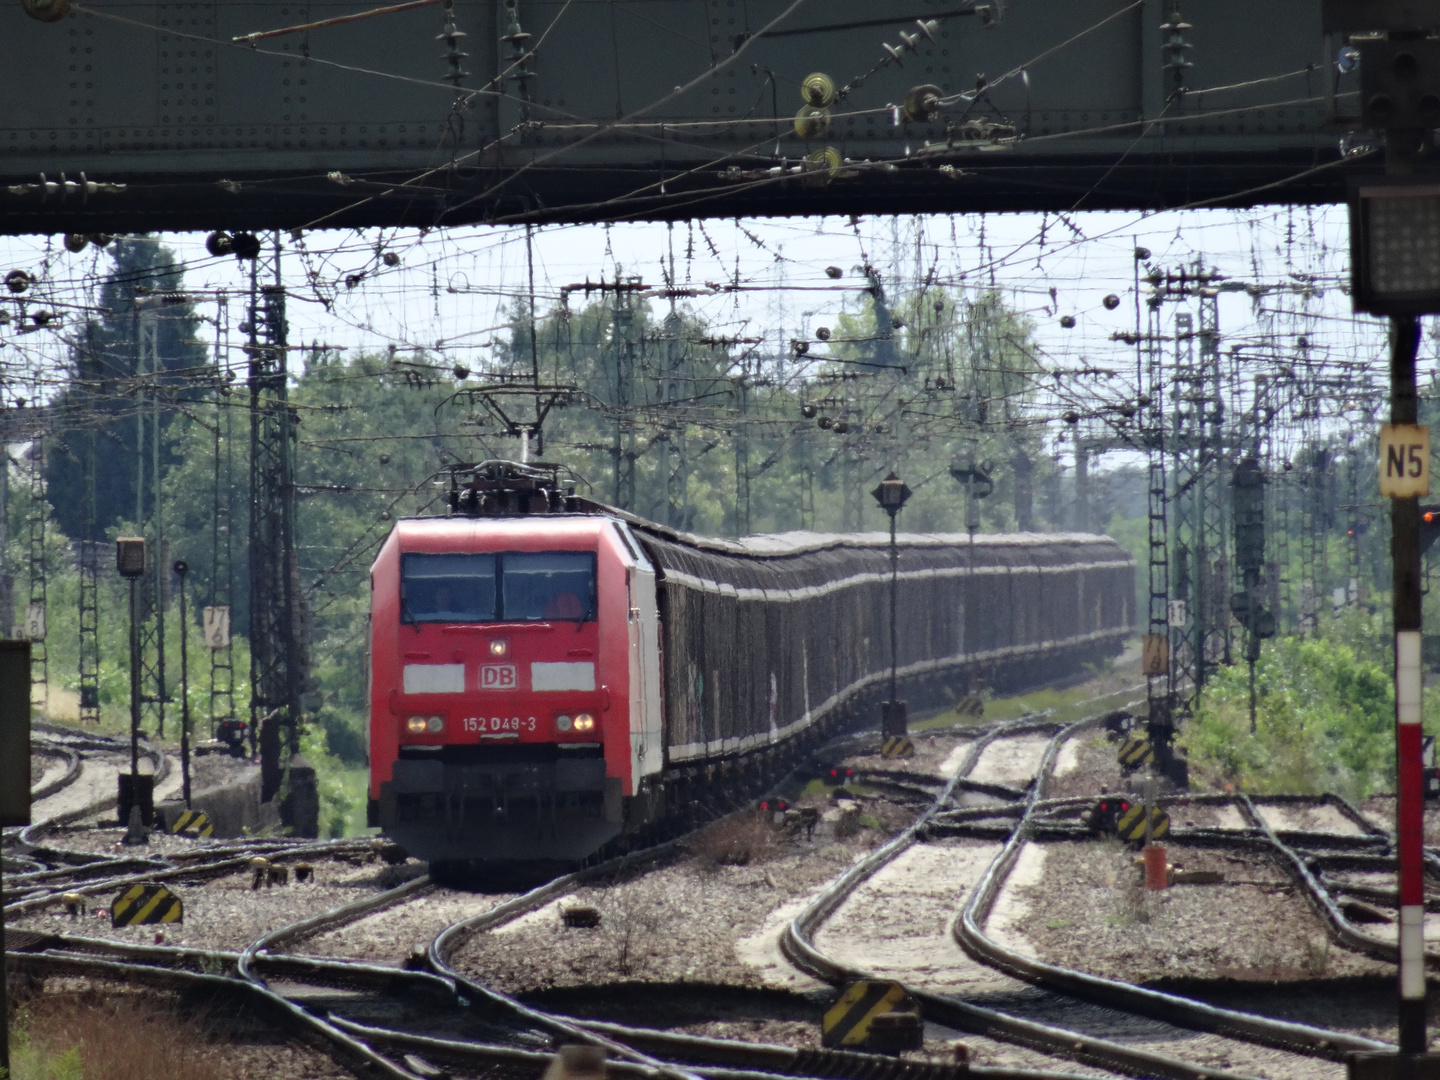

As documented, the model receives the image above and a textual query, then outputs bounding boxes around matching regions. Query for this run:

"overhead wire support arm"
[232,0,443,45]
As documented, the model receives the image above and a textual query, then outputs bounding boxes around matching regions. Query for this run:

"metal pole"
[889,511,898,703]
[176,561,192,807]
[0,868,8,1075]
[1390,313,1426,1053]
[129,576,140,777]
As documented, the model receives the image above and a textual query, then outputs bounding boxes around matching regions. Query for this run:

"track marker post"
[1332,1,1440,1069]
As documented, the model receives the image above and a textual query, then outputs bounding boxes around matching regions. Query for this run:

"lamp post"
[871,473,911,738]
[115,537,148,827]
[174,560,192,807]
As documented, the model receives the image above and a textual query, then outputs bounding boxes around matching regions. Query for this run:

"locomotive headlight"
[426,715,445,733]
[406,716,427,734]
[573,713,595,733]
[555,714,573,732]
[488,637,510,658]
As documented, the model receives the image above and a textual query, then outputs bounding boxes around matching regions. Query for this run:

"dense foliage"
[1179,609,1434,799]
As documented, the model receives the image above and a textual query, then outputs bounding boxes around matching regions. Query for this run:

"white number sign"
[203,605,231,649]
[24,601,44,641]
[1379,424,1430,497]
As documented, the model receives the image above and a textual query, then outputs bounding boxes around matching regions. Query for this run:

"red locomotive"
[369,461,1134,871]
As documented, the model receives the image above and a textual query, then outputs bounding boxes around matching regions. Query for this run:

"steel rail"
[335,1014,1109,1080]
[570,1017,1101,1080]
[1233,793,1440,968]
[784,714,1277,1080]
[954,729,1392,1064]
[4,838,376,916]
[335,1015,1051,1080]
[28,742,82,802]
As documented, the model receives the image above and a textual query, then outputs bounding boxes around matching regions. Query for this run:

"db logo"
[480,664,518,690]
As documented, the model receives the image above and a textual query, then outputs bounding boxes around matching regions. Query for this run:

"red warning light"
[1427,512,1437,524]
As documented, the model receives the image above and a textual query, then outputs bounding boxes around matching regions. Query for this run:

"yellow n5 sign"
[1380,425,1430,498]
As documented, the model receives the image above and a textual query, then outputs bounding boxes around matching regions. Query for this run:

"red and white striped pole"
[1391,314,1427,1054]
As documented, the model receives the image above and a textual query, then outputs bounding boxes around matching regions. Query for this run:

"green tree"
[46,236,210,542]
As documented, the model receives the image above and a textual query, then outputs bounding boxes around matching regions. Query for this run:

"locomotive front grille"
[381,744,622,862]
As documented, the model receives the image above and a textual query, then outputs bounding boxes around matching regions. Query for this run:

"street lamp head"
[173,560,188,577]
[871,473,912,517]
[116,537,147,579]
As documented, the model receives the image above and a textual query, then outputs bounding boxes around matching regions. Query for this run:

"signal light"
[572,713,595,733]
[407,715,445,734]
[488,638,510,658]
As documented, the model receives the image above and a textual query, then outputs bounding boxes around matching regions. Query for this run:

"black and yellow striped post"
[110,883,183,927]
[170,810,213,838]
[822,980,918,1049]
[881,736,914,760]
[1116,803,1169,845]
[1117,734,1154,772]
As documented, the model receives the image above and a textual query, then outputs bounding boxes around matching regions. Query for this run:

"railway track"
[781,713,1407,1080]
[8,698,1434,1080]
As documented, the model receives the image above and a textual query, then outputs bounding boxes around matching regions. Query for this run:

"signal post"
[1334,0,1440,1070]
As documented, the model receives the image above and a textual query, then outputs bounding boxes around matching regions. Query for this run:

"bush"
[1181,612,1402,799]
[685,810,780,866]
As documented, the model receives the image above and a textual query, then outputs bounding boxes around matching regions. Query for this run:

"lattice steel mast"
[247,234,305,807]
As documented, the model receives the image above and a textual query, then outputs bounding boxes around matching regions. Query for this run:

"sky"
[0,202,1402,473]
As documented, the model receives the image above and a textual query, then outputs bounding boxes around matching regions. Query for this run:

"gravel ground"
[29,751,127,821]
[302,885,516,965]
[1252,802,1364,834]
[1017,839,1393,982]
[968,733,1053,788]
[30,751,65,788]
[816,838,1023,998]
[1046,731,1126,800]
[1359,796,1440,846]
[11,855,405,951]
[451,798,916,995]
[40,824,244,858]
[1171,801,1250,830]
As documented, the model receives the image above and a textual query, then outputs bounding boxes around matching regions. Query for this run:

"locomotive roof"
[387,509,1126,560]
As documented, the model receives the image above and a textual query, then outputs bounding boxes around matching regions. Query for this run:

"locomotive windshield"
[401,553,498,622]
[401,550,596,623]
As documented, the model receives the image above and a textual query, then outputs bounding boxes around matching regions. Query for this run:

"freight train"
[368,461,1134,869]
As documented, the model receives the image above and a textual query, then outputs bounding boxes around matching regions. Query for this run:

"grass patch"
[914,653,1143,733]
[6,990,224,1080]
